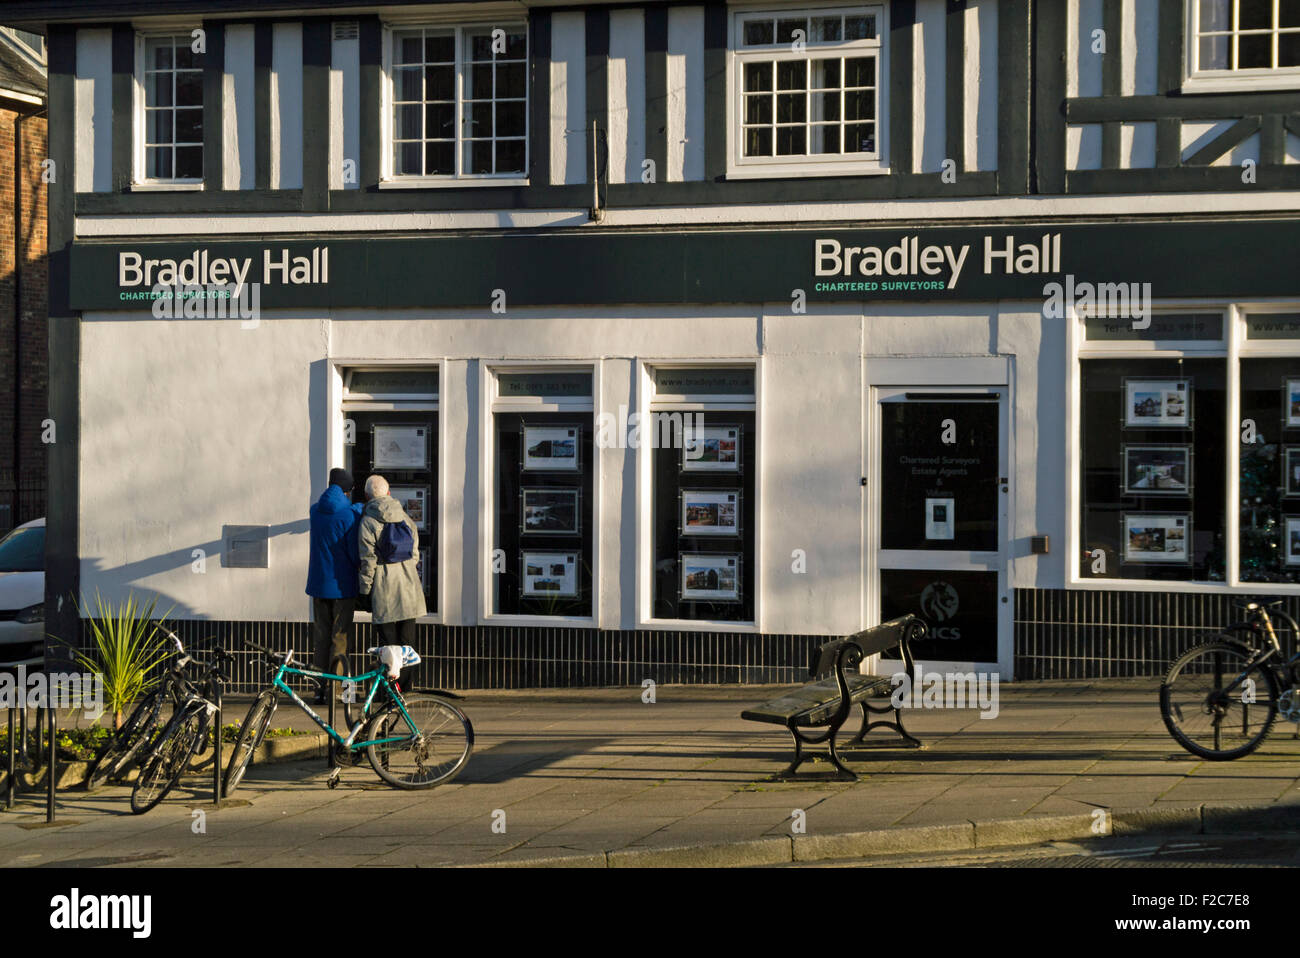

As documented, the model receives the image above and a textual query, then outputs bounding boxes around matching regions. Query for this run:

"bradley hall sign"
[69,219,1300,310]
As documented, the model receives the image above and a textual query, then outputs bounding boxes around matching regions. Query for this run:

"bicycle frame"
[266,654,418,752]
[1199,606,1300,697]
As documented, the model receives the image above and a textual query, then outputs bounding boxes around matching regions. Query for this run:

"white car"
[0,517,44,669]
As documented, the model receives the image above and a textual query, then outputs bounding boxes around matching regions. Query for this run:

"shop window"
[491,370,593,618]
[731,5,884,178]
[385,22,528,181]
[1079,356,1226,581]
[649,366,756,623]
[1186,0,1300,90]
[342,367,439,613]
[136,33,204,183]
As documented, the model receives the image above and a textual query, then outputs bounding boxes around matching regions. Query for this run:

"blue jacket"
[306,485,364,599]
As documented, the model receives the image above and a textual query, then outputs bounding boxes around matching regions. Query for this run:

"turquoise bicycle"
[224,642,473,792]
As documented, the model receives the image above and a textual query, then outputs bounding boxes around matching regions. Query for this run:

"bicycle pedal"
[327,768,340,789]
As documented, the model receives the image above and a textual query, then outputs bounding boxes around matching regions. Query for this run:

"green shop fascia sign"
[69,219,1300,311]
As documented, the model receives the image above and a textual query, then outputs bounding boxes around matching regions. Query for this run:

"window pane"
[744,94,772,124]
[1283,1,1300,28]
[396,141,422,175]
[146,109,173,145]
[467,63,493,99]
[1239,0,1273,30]
[175,108,202,144]
[394,66,422,102]
[395,31,424,64]
[743,61,772,92]
[744,19,774,45]
[845,56,875,87]
[175,146,202,179]
[744,126,772,156]
[424,32,454,63]
[175,71,202,107]
[777,18,806,44]
[146,146,172,179]
[174,42,196,70]
[776,60,806,90]
[810,124,840,154]
[813,91,841,121]
[495,139,525,173]
[425,141,454,175]
[1200,34,1230,69]
[505,30,527,59]
[427,65,455,101]
[1238,32,1272,67]
[497,62,526,98]
[468,29,493,61]
[496,100,525,137]
[776,126,805,155]
[147,72,173,108]
[1239,359,1300,582]
[845,89,874,121]
[811,58,841,89]
[776,92,805,123]
[465,139,493,174]
[470,101,493,136]
[844,15,875,40]
[1199,0,1231,31]
[396,104,423,139]
[146,39,173,71]
[1281,31,1300,65]
[811,17,842,42]
[1080,359,1225,582]
[425,102,454,138]
[845,122,875,152]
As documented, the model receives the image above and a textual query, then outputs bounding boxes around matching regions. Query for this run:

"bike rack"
[4,706,14,810]
[213,674,222,809]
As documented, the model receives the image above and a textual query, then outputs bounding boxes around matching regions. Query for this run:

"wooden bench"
[740,615,927,781]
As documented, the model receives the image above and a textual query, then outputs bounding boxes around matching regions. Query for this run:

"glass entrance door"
[872,387,1010,674]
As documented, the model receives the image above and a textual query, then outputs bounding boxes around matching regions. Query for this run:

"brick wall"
[0,102,49,527]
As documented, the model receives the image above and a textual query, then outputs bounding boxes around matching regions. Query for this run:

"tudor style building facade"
[8,0,1300,687]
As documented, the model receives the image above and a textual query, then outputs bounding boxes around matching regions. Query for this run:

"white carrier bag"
[370,645,422,679]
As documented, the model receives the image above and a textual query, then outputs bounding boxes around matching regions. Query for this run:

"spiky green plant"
[70,591,176,730]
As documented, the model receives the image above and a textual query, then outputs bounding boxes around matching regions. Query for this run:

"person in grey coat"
[357,474,426,645]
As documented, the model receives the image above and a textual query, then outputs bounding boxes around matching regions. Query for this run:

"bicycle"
[127,641,231,814]
[85,632,225,792]
[224,642,472,793]
[1160,598,1300,760]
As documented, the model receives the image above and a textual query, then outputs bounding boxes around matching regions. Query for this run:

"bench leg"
[778,729,857,781]
[845,702,922,749]
[826,729,858,782]
[780,729,809,778]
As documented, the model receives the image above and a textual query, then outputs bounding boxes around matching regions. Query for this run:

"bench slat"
[741,673,894,726]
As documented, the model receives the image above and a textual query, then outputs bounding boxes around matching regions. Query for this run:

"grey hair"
[364,475,389,499]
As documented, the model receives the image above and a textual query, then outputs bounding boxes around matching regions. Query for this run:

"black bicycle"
[1160,598,1300,760]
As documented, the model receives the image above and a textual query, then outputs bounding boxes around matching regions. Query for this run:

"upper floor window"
[135,33,204,185]
[1186,0,1300,91]
[384,23,528,183]
[729,5,885,179]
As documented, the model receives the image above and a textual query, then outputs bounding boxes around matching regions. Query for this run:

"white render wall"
[77,306,1066,633]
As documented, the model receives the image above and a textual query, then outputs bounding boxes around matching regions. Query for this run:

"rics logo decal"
[920,581,959,624]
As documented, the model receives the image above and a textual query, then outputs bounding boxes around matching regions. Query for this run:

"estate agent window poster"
[372,425,429,469]
[523,425,580,471]
[521,551,579,597]
[389,485,429,531]
[680,553,741,602]
[1122,446,1191,495]
[680,490,741,536]
[925,497,954,540]
[1286,379,1300,428]
[417,547,430,591]
[1122,513,1191,564]
[1124,380,1190,427]
[521,488,581,535]
[1287,518,1300,567]
[1285,447,1300,498]
[682,425,741,471]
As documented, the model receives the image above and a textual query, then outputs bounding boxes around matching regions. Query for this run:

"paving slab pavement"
[4,677,1300,867]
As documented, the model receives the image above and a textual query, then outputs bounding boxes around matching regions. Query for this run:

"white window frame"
[1067,301,1300,594]
[480,362,599,628]
[637,360,762,632]
[1183,0,1300,93]
[727,3,889,180]
[380,19,530,188]
[132,29,206,190]
[334,360,445,625]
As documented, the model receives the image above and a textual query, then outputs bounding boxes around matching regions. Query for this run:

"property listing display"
[345,412,438,611]
[652,414,755,621]
[494,414,593,615]
[1080,358,1225,580]
[1239,358,1300,582]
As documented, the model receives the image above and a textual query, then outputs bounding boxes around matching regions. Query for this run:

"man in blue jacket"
[307,468,364,705]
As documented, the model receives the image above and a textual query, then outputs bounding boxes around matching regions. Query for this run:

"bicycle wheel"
[364,694,473,789]
[84,689,166,791]
[223,691,277,795]
[130,705,205,814]
[1161,641,1280,760]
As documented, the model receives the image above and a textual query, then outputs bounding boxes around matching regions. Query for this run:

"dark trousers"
[312,596,357,673]
[377,619,416,646]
